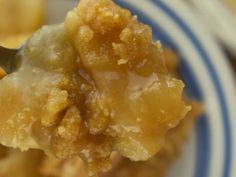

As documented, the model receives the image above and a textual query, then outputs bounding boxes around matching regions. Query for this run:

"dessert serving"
[0,0,202,177]
[0,49,202,177]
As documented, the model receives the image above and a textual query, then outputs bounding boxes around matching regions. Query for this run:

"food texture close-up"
[0,1,235,177]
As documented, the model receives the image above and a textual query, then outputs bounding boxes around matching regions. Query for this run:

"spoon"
[0,46,19,74]
[0,0,78,75]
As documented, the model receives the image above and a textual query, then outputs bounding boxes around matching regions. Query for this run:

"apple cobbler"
[0,0,202,176]
[0,50,202,177]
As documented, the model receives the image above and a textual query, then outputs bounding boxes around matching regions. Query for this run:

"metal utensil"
[0,46,19,74]
[0,0,78,75]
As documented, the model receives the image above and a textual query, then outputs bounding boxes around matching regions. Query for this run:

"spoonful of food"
[0,0,190,176]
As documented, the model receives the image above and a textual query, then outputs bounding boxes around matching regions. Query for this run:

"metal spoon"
[0,0,78,75]
[0,46,19,74]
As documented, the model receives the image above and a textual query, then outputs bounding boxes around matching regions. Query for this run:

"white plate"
[187,0,236,56]
[47,1,236,177]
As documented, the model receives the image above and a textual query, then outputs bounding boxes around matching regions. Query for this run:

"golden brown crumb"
[117,59,128,65]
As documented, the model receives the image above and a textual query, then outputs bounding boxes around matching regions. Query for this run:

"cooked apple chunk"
[0,0,189,175]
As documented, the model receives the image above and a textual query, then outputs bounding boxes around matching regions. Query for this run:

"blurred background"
[187,0,236,73]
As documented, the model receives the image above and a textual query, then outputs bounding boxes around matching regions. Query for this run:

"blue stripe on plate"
[180,60,209,177]
[152,2,231,177]
[115,1,210,177]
